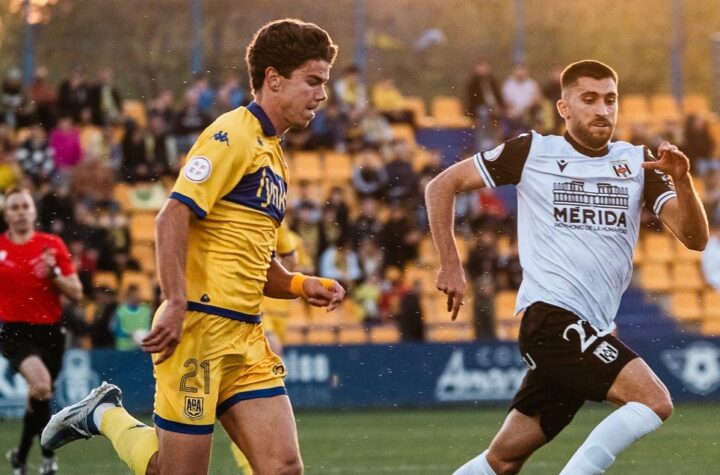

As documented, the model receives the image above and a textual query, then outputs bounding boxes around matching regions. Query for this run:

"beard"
[568,118,614,150]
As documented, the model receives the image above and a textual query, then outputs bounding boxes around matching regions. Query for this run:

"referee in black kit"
[1,187,83,475]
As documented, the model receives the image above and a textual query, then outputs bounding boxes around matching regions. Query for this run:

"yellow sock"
[230,442,253,475]
[101,407,159,475]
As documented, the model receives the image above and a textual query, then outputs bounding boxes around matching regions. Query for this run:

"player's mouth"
[591,120,611,128]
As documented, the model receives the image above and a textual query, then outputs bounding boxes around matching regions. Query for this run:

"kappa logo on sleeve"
[184,156,212,183]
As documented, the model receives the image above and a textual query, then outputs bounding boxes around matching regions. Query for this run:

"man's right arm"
[425,158,487,320]
[140,199,190,364]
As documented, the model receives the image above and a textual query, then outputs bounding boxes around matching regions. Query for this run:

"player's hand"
[436,265,466,321]
[141,301,185,364]
[303,278,345,312]
[642,141,690,181]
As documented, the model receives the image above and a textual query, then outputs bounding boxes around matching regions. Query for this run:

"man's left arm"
[264,258,345,311]
[643,142,709,251]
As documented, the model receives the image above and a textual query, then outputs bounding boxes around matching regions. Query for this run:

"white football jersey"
[473,130,676,331]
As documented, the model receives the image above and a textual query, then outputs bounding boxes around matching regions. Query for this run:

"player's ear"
[557,98,569,120]
[265,67,281,92]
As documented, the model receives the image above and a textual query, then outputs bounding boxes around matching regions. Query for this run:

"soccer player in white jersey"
[426,60,709,475]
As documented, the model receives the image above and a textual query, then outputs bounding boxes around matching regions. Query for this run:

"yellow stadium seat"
[418,237,439,266]
[290,152,323,183]
[620,95,650,124]
[640,262,671,292]
[642,232,676,263]
[390,124,416,146]
[671,262,704,291]
[129,212,156,244]
[701,319,720,337]
[683,94,711,116]
[703,291,720,320]
[632,244,644,266]
[284,327,306,346]
[495,291,518,321]
[338,325,369,345]
[123,100,147,128]
[93,271,118,291]
[674,243,702,263]
[431,96,472,127]
[402,96,427,123]
[496,320,520,341]
[370,324,400,344]
[112,183,132,211]
[670,290,703,322]
[305,326,337,345]
[323,152,353,183]
[650,94,681,123]
[427,324,473,343]
[131,243,156,274]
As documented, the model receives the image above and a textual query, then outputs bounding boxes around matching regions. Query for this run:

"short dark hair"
[561,60,618,92]
[246,19,338,94]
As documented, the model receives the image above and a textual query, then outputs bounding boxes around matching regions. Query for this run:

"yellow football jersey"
[170,102,288,322]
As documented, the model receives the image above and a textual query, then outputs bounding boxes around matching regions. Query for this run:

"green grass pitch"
[2,403,718,474]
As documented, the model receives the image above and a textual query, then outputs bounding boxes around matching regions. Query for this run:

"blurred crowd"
[0,60,718,348]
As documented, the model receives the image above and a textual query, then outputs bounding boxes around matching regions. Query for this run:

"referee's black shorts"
[0,322,66,380]
[510,301,638,441]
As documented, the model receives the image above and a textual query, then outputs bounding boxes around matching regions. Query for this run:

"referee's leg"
[16,355,54,465]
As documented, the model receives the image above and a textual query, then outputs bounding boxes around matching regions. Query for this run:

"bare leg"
[219,395,302,475]
[156,429,213,475]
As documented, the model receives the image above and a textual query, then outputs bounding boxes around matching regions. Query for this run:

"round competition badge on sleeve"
[483,143,505,162]
[184,156,212,183]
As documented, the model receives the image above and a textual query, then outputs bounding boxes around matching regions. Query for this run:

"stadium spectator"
[352,270,382,325]
[429,59,707,475]
[172,89,212,154]
[316,202,349,262]
[49,115,83,171]
[383,139,419,202]
[358,104,393,149]
[306,99,347,150]
[704,169,720,226]
[465,59,504,120]
[57,67,90,123]
[318,236,363,289]
[1,68,28,130]
[88,68,123,126]
[88,286,118,348]
[501,63,542,137]
[334,64,367,116]
[323,185,350,233]
[396,279,425,342]
[350,197,384,249]
[0,138,20,193]
[113,284,152,351]
[27,66,58,130]
[148,89,177,132]
[97,207,131,270]
[120,122,153,183]
[682,114,716,173]
[186,73,217,117]
[466,230,499,340]
[216,73,248,112]
[380,200,421,270]
[16,123,56,186]
[352,146,388,200]
[0,187,83,475]
[357,236,384,280]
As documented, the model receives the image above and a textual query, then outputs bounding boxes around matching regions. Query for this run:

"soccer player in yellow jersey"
[42,19,341,475]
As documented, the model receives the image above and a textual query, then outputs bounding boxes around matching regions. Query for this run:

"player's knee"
[274,454,303,475]
[30,382,52,400]
[649,397,673,421]
[486,451,524,475]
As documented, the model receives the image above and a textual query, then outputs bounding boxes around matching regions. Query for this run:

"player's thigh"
[18,355,52,398]
[606,357,673,419]
[218,395,302,475]
[486,409,547,470]
[156,427,213,475]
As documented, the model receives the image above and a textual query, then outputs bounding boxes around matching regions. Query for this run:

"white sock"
[92,403,117,433]
[559,402,663,474]
[453,450,496,475]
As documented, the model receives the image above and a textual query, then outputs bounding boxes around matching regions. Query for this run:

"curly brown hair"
[246,19,338,94]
